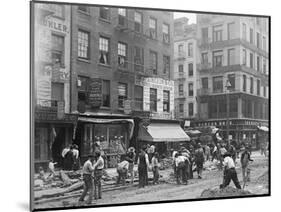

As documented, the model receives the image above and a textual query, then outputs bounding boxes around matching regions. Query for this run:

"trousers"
[94,169,102,199]
[79,174,93,204]
[221,168,241,189]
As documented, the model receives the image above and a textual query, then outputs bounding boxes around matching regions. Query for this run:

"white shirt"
[93,156,104,170]
[172,151,178,162]
[175,155,187,167]
[61,148,70,158]
[73,149,79,159]
[223,156,235,169]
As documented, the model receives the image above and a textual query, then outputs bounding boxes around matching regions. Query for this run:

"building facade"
[33,3,77,169]
[195,14,269,146]
[173,18,198,124]
[69,6,176,166]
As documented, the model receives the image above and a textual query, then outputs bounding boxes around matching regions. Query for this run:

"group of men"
[78,151,104,205]
[61,144,80,171]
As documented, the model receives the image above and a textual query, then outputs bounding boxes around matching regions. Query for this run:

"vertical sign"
[88,78,102,108]
[124,100,132,114]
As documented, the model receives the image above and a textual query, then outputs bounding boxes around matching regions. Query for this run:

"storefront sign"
[124,100,132,114]
[150,112,173,119]
[88,78,102,108]
[41,19,69,33]
[35,111,77,122]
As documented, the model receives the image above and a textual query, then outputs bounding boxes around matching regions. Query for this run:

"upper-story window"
[163,55,170,74]
[118,8,127,26]
[188,43,193,57]
[179,84,184,95]
[262,36,267,51]
[188,83,194,96]
[134,11,143,33]
[102,80,110,107]
[243,75,247,92]
[250,77,254,94]
[250,52,254,69]
[118,42,127,68]
[150,51,157,75]
[188,102,194,116]
[242,23,247,40]
[257,55,261,72]
[150,88,157,112]
[257,79,261,96]
[263,58,267,74]
[51,33,64,67]
[213,76,223,93]
[134,85,143,111]
[227,48,235,65]
[227,74,235,90]
[202,27,208,43]
[213,25,223,42]
[163,23,170,43]
[163,90,170,112]
[99,7,110,20]
[188,63,193,76]
[118,83,127,108]
[213,50,223,67]
[78,6,90,14]
[149,17,157,39]
[49,4,65,18]
[250,28,254,44]
[227,22,235,40]
[99,37,110,65]
[257,32,261,48]
[202,78,208,89]
[134,46,144,73]
[78,30,90,60]
[178,44,184,53]
[178,64,183,73]
[242,49,247,65]
[202,52,208,64]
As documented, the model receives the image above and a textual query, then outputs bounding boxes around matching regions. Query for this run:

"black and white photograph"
[30,1,270,211]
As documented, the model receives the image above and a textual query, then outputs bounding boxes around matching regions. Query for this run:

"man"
[220,152,241,189]
[138,145,149,188]
[78,154,95,205]
[240,145,253,183]
[64,145,74,170]
[175,152,188,185]
[72,144,80,171]
[151,152,160,184]
[116,156,129,185]
[147,144,155,163]
[172,148,178,176]
[227,143,236,163]
[194,143,205,179]
[181,148,191,180]
[61,145,71,169]
[204,144,211,161]
[93,151,104,200]
[127,147,136,184]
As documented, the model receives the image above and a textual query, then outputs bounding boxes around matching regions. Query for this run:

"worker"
[78,154,95,205]
[127,147,136,184]
[151,152,160,184]
[175,152,188,185]
[194,143,205,179]
[138,145,149,188]
[240,145,253,183]
[116,156,129,185]
[220,152,241,189]
[93,151,104,200]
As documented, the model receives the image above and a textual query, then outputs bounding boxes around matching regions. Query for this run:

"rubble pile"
[160,158,173,170]
[200,186,252,198]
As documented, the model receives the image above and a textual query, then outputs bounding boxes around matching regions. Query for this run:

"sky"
[174,12,197,24]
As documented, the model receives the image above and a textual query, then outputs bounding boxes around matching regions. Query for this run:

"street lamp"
[225,79,232,145]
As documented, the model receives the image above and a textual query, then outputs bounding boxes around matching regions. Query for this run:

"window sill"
[78,10,91,16]
[98,63,111,69]
[99,18,111,24]
[77,58,91,64]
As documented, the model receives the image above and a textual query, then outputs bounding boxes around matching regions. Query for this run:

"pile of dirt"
[160,158,173,170]
[200,186,252,198]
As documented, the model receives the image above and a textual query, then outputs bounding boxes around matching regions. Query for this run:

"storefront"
[75,115,134,168]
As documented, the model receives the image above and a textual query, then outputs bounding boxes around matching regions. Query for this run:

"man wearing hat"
[93,151,104,200]
[137,145,149,188]
[220,152,241,189]
[127,147,136,184]
[194,143,204,179]
[240,145,253,183]
[78,154,95,205]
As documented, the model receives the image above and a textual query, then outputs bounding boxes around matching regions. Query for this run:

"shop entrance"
[51,127,66,166]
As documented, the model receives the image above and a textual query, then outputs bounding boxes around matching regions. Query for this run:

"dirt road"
[35,151,269,210]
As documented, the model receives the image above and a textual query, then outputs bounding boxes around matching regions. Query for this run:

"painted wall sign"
[88,78,102,108]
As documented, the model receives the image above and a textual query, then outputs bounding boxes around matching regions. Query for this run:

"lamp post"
[225,79,232,145]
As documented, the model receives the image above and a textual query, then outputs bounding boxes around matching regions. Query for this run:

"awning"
[138,123,190,142]
[257,126,269,132]
[78,117,134,139]
[185,129,202,135]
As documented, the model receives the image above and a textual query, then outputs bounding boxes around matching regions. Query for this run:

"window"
[179,104,184,113]
[78,30,89,59]
[118,42,127,68]
[118,8,127,26]
[51,82,64,106]
[202,78,208,89]
[257,32,260,48]
[188,43,193,57]
[134,11,142,33]
[149,17,157,39]
[227,22,235,40]
[178,44,184,53]
[51,34,64,66]
[163,23,170,43]
[134,46,144,73]
[163,55,170,74]
[262,36,266,51]
[188,63,193,76]
[178,64,183,73]
[257,80,260,96]
[250,77,253,94]
[263,86,266,97]
[49,4,64,18]
[78,6,90,13]
[202,27,208,43]
[242,49,247,65]
[179,84,184,95]
[257,56,261,72]
[227,74,235,90]
[250,52,254,69]
[242,23,247,40]
[163,90,170,112]
[150,51,157,75]
[99,37,110,65]
[188,103,194,116]
[213,76,223,93]
[150,88,157,112]
[101,80,110,107]
[100,7,110,20]
[134,85,143,110]
[250,28,254,44]
[202,52,208,64]
[213,25,223,42]
[188,83,194,96]
[118,83,127,108]
[243,75,247,92]
[227,48,235,65]
[77,76,89,109]
[213,50,223,67]
[263,58,267,74]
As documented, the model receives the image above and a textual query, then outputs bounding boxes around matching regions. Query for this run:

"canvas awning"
[138,123,190,142]
[185,129,202,135]
[257,126,269,132]
[78,117,134,139]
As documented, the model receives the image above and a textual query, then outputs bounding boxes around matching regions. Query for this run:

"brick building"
[195,14,269,147]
